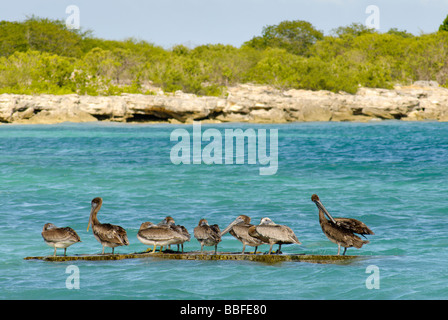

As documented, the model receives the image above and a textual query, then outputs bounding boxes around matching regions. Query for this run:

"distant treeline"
[1,16,448,95]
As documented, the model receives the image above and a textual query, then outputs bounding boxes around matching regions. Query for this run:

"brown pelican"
[193,219,221,254]
[311,194,374,255]
[137,222,186,253]
[87,197,129,254]
[221,215,264,254]
[160,216,191,253]
[41,223,81,256]
[248,217,301,254]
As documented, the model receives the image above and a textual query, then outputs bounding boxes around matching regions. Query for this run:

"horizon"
[1,0,448,48]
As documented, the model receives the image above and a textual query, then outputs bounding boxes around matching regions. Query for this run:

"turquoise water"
[1,121,447,300]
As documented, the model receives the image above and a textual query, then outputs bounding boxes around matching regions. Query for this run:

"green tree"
[191,44,259,87]
[244,20,324,56]
[0,21,28,57]
[0,17,88,58]
[387,28,414,38]
[0,50,75,94]
[332,23,376,37]
[247,48,304,88]
[404,32,448,84]
[439,14,448,32]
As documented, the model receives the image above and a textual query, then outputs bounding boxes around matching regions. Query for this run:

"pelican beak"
[87,205,95,231]
[314,200,337,224]
[221,217,244,236]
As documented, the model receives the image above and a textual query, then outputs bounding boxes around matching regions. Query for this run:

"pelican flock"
[39,195,375,257]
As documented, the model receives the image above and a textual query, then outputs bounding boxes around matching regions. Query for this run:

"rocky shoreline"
[1,82,448,124]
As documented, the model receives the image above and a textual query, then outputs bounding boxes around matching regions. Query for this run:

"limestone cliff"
[1,82,447,124]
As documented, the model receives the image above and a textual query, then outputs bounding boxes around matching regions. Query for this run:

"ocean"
[1,121,447,300]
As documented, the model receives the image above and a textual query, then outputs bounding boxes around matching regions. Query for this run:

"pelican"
[221,215,264,254]
[87,197,129,254]
[137,221,186,253]
[311,194,374,255]
[158,216,191,252]
[248,217,301,254]
[41,223,81,256]
[193,219,221,254]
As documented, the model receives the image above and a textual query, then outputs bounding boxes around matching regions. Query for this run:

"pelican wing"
[194,225,221,242]
[231,224,264,246]
[177,225,191,241]
[254,225,300,244]
[42,227,81,243]
[231,224,252,239]
[138,227,183,242]
[321,221,368,248]
[95,223,129,246]
[334,218,374,235]
[61,227,81,242]
[210,224,221,237]
[169,225,189,239]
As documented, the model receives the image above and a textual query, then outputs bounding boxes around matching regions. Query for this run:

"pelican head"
[221,215,250,236]
[87,197,103,231]
[311,194,336,224]
[139,222,154,230]
[163,216,175,225]
[42,223,57,232]
[198,219,209,227]
[91,197,102,209]
[259,217,275,225]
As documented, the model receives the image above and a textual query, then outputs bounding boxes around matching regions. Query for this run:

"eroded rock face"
[1,83,447,124]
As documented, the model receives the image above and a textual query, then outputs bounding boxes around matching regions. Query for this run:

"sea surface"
[0,121,447,300]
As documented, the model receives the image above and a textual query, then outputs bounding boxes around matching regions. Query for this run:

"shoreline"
[1,83,448,125]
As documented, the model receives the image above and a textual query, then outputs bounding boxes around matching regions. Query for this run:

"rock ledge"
[2,83,448,124]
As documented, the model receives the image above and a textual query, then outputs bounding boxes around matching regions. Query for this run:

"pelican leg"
[53,247,57,257]
[152,244,157,253]
[241,244,246,254]
[102,246,105,255]
[200,244,204,253]
[112,247,115,255]
[268,244,273,254]
[64,248,67,257]
[342,247,347,256]
[254,246,258,255]
[337,244,341,256]
[276,244,282,254]
[214,244,217,254]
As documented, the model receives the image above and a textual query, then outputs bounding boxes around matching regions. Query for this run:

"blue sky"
[2,0,448,48]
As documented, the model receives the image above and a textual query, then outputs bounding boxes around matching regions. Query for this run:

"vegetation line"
[1,16,448,96]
